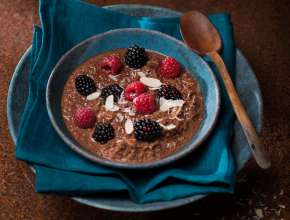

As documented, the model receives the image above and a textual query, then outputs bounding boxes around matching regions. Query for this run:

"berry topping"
[157,84,182,100]
[73,107,96,129]
[134,119,162,142]
[133,93,156,114]
[92,123,115,144]
[159,57,181,78]
[75,74,97,96]
[100,54,122,75]
[100,84,123,102]
[124,81,148,101]
[125,44,148,68]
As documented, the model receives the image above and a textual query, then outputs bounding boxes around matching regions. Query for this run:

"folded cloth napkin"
[16,0,236,203]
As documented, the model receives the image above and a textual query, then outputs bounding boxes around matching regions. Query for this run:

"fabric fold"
[15,0,236,203]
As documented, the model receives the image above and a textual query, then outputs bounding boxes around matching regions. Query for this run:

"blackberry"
[75,74,96,96]
[125,44,148,68]
[100,84,123,102]
[157,84,182,100]
[134,119,162,142]
[92,123,115,144]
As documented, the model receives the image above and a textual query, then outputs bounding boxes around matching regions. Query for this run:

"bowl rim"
[46,28,220,169]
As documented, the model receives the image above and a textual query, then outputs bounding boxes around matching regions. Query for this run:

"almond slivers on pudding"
[61,45,204,163]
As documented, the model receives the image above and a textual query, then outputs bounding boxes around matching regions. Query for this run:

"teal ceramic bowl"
[46,28,220,169]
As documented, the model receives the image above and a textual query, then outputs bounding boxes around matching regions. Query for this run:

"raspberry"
[100,84,123,102]
[100,54,122,75]
[134,119,162,141]
[124,81,148,101]
[133,93,156,114]
[159,57,181,78]
[92,123,115,144]
[125,44,148,68]
[157,84,182,100]
[75,74,96,96]
[73,107,96,129]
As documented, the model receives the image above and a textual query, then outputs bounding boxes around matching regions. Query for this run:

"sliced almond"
[159,98,185,112]
[159,97,166,106]
[105,95,114,109]
[123,107,135,116]
[128,108,136,116]
[136,71,146,78]
[105,95,119,112]
[149,87,159,90]
[111,105,120,112]
[140,77,162,88]
[118,92,127,104]
[158,123,176,130]
[86,90,101,100]
[109,75,118,81]
[164,124,176,130]
[123,107,130,113]
[124,119,134,134]
[116,113,124,122]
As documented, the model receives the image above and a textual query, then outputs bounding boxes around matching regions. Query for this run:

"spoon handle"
[208,51,271,169]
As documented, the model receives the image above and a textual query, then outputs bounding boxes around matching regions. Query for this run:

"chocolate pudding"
[61,46,204,164]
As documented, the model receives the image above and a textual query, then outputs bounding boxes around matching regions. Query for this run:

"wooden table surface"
[0,0,289,219]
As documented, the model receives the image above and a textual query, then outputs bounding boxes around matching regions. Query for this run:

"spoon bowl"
[180,11,221,55]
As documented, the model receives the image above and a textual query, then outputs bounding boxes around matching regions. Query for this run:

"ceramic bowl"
[46,28,220,169]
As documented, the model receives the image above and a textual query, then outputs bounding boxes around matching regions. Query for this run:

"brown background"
[0,0,289,219]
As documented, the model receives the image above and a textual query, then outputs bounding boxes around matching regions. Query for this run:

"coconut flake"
[158,123,176,130]
[159,97,185,112]
[86,90,101,100]
[140,77,162,88]
[105,95,119,112]
[124,119,134,134]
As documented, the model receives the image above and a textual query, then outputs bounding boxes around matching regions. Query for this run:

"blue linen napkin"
[16,0,236,203]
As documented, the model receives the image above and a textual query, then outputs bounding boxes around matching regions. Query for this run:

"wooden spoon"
[180,10,271,169]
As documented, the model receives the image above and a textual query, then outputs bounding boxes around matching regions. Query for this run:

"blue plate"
[7,4,262,212]
[46,28,220,169]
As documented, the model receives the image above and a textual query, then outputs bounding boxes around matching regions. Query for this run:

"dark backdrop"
[0,0,289,219]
